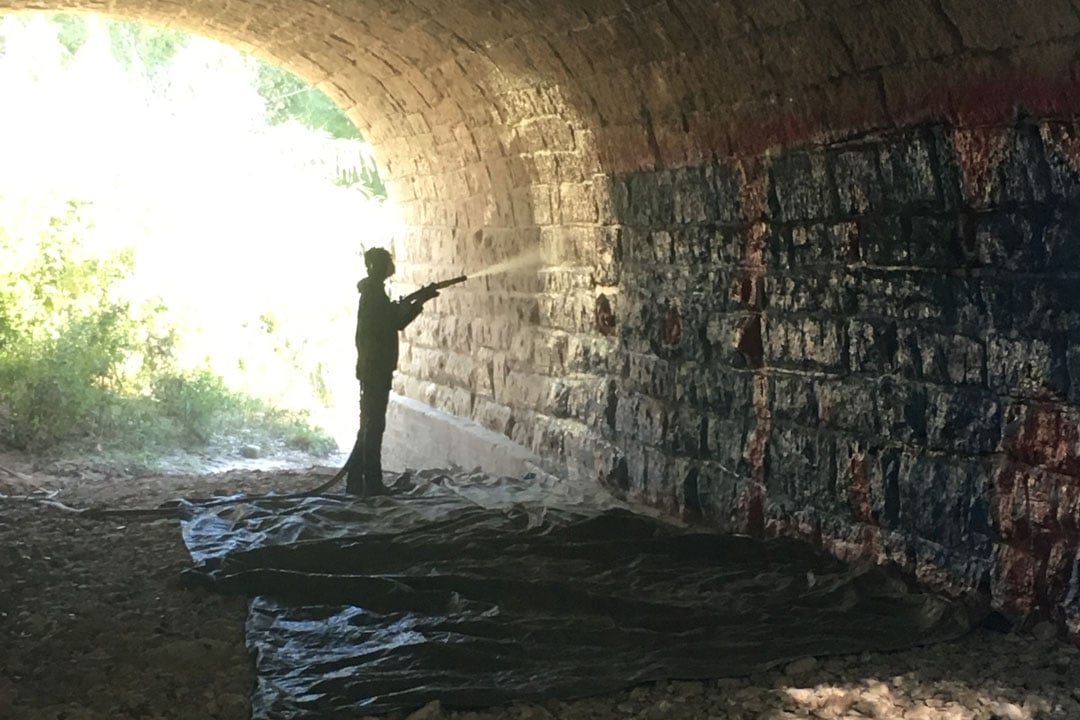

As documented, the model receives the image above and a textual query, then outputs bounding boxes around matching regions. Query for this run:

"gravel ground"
[1,456,1078,720]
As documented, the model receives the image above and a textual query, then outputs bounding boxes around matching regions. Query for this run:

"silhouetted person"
[346,247,438,495]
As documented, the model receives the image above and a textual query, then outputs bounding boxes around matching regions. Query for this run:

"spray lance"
[401,274,468,304]
[400,249,543,303]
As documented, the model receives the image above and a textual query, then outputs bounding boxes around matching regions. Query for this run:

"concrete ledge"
[383,393,546,478]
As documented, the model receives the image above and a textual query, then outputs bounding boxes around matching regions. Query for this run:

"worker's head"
[364,247,395,280]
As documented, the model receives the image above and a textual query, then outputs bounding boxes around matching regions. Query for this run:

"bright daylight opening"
[0,12,400,470]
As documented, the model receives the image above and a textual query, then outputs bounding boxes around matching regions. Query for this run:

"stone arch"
[4,0,1080,635]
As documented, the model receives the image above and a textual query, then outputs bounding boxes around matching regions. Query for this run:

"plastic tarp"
[179,471,982,720]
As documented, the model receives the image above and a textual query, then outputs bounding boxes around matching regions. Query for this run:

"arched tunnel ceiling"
[5,0,1077,192]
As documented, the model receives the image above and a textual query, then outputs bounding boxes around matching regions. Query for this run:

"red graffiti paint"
[599,73,1080,174]
[848,452,873,525]
[953,126,1012,206]
[993,402,1080,628]
[662,302,682,346]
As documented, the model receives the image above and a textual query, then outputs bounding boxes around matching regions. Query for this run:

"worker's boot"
[362,453,388,496]
[364,476,389,496]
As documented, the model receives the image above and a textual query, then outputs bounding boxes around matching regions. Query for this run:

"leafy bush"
[151,369,237,445]
[0,202,338,460]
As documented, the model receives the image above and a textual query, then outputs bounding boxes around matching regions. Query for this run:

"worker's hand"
[415,283,440,303]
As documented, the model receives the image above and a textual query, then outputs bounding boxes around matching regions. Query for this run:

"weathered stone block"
[670,227,711,265]
[769,373,819,426]
[829,146,882,216]
[896,451,987,549]
[674,361,753,414]
[766,274,851,315]
[999,401,1080,477]
[848,319,900,375]
[995,124,1052,205]
[902,328,985,386]
[908,215,963,268]
[982,277,1080,335]
[769,151,835,222]
[1043,207,1080,271]
[878,129,940,210]
[875,378,928,443]
[627,171,675,226]
[558,182,599,224]
[763,315,847,370]
[642,445,675,507]
[1069,339,1080,405]
[857,270,984,326]
[614,392,667,447]
[503,370,549,412]
[766,425,838,513]
[669,405,706,457]
[988,335,1068,398]
[975,212,1048,271]
[694,460,744,530]
[925,387,1002,454]
[712,226,744,264]
[473,397,515,437]
[707,163,743,223]
[1039,122,1080,202]
[768,223,851,268]
[856,216,906,266]
[815,378,879,434]
[705,417,751,476]
[672,166,710,223]
[701,314,750,367]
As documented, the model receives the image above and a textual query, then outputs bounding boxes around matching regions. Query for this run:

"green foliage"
[151,369,234,445]
[334,157,386,199]
[106,21,189,77]
[52,13,88,56]
[256,62,361,139]
[0,13,369,462]
[0,202,338,459]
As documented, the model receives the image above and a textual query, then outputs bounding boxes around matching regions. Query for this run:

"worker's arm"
[393,296,429,330]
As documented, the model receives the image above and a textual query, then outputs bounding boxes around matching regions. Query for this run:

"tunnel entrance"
[0,11,401,469]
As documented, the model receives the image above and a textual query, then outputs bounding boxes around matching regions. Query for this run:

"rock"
[1031,621,1057,642]
[902,705,935,720]
[405,700,444,720]
[516,705,552,720]
[784,657,819,676]
[852,698,882,717]
[670,681,704,698]
[783,687,816,705]
[989,701,1028,720]
[240,444,261,459]
[643,699,673,720]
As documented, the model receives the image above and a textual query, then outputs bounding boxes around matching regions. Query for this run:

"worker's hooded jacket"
[355,277,423,382]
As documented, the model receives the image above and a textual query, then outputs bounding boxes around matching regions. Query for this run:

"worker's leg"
[344,393,365,495]
[360,376,391,495]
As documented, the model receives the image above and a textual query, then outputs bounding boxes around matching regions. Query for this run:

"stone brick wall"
[603,120,1080,638]
[6,0,1080,635]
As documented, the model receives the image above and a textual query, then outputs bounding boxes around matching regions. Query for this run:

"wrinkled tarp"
[179,472,982,720]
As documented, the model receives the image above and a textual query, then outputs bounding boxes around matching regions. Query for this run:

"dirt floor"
[1,452,1078,720]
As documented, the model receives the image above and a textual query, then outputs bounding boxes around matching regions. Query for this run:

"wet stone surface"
[1,460,1078,719]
